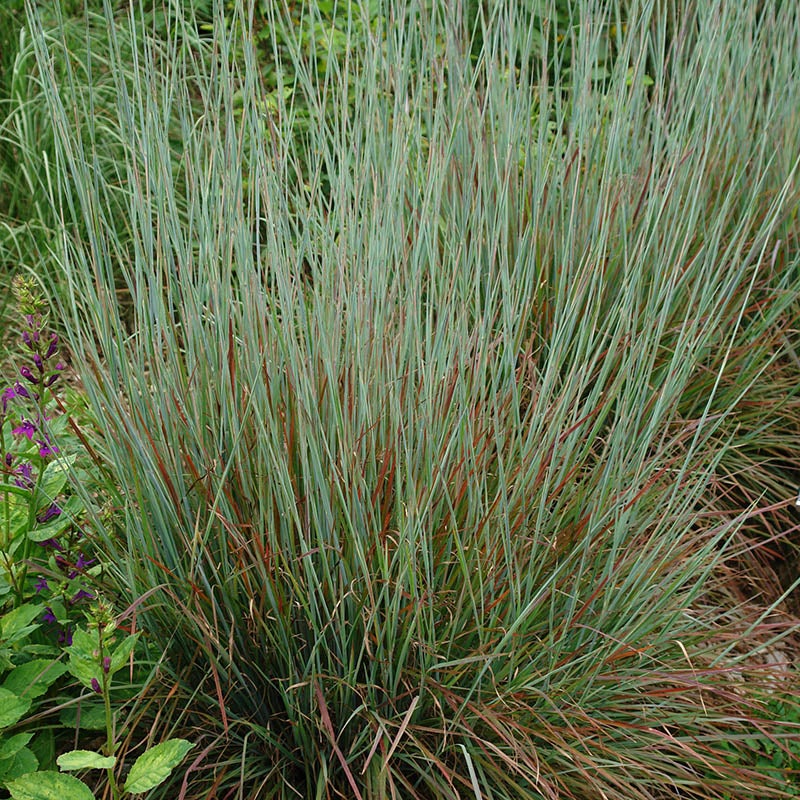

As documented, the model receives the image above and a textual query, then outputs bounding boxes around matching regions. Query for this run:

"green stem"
[98,623,120,800]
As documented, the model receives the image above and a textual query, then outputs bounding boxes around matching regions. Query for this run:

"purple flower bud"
[71,588,95,604]
[19,366,39,385]
[34,576,49,593]
[13,462,34,489]
[59,627,73,646]
[22,331,32,348]
[74,554,95,571]
[37,504,62,524]
[33,353,44,372]
[1,386,15,413]
[4,452,12,467]
[13,382,30,399]
[91,677,102,694]
[45,334,58,358]
[39,537,64,551]
[42,606,57,624]
[44,374,61,388]
[102,656,111,674]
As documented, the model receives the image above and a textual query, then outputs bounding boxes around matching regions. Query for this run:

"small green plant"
[0,601,68,788]
[5,597,195,800]
[0,278,193,798]
[712,696,800,799]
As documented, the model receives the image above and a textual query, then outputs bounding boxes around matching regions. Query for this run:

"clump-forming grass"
[26,0,800,797]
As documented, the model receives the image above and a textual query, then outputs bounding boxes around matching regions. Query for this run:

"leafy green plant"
[710,696,800,798]
[5,598,195,800]
[0,601,67,789]
[0,277,192,799]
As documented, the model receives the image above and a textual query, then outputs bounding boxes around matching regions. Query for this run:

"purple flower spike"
[42,607,57,624]
[19,366,39,385]
[12,420,36,440]
[91,677,102,694]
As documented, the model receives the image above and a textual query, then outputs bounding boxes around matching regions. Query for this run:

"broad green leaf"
[0,746,38,786]
[108,634,139,676]
[3,660,68,699]
[57,750,116,771]
[65,655,100,690]
[1,606,43,643]
[66,629,101,689]
[123,739,195,794]
[27,520,72,543]
[59,704,107,731]
[65,628,96,661]
[0,733,33,761]
[6,770,95,800]
[0,491,29,533]
[36,457,77,505]
[0,688,31,729]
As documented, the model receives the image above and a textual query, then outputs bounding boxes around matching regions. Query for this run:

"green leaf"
[6,771,95,800]
[3,660,68,699]
[65,628,96,661]
[65,629,101,689]
[27,519,72,543]
[9,747,38,780]
[1,606,44,643]
[57,749,116,771]
[0,733,34,761]
[123,739,195,794]
[59,704,107,731]
[36,457,77,505]
[0,491,29,534]
[108,634,139,676]
[0,746,38,786]
[0,688,32,729]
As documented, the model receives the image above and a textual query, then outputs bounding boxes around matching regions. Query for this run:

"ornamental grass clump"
[27,0,800,797]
